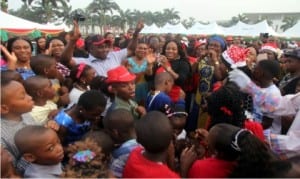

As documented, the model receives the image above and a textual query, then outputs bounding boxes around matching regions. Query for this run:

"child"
[14,125,64,178]
[186,123,299,178]
[206,83,265,141]
[122,111,180,178]
[1,79,35,173]
[1,70,24,84]
[67,63,96,108]
[1,79,59,174]
[90,76,113,118]
[106,66,146,120]
[103,109,139,178]
[55,90,106,146]
[23,76,58,125]
[1,146,21,178]
[146,72,174,112]
[30,54,70,107]
[62,137,111,178]
[83,130,114,162]
[165,103,188,140]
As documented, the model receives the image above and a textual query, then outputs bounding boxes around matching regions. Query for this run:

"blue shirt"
[54,110,90,145]
[110,139,139,178]
[1,66,35,80]
[146,91,172,112]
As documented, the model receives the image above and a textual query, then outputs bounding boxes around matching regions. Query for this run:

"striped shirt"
[74,49,128,77]
[1,113,36,174]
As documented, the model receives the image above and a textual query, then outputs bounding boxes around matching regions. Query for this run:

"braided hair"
[62,138,110,178]
[207,82,246,129]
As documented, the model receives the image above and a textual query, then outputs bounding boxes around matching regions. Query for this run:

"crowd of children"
[1,20,300,178]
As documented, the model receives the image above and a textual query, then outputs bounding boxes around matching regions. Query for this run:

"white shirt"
[74,49,128,77]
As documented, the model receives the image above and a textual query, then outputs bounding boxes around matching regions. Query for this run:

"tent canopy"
[282,21,300,38]
[0,11,65,34]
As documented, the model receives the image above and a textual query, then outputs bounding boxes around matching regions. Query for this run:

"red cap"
[106,66,136,84]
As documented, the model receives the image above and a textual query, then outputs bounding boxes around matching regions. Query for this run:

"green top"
[111,96,140,120]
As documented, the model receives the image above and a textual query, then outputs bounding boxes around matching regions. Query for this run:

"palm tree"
[163,8,180,25]
[21,0,69,8]
[29,0,71,23]
[153,11,165,27]
[1,0,8,12]
[181,17,196,29]
[86,0,120,33]
[280,16,297,32]
[111,9,127,32]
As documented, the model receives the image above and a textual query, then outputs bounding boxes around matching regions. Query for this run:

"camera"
[72,10,85,22]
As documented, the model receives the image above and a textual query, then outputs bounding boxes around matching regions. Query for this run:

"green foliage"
[280,16,297,32]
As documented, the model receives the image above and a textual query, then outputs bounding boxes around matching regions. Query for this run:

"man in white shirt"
[60,21,144,77]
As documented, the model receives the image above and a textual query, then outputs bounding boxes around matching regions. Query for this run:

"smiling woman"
[0,37,35,80]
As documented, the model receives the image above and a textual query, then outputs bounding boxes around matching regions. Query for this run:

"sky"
[8,0,300,21]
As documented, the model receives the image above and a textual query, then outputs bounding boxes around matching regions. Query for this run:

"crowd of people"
[1,19,300,178]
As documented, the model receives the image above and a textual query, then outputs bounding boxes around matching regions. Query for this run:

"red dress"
[123,147,180,178]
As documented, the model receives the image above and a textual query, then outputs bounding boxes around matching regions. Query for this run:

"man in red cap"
[61,20,144,77]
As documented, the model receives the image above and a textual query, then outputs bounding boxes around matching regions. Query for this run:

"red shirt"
[188,157,236,178]
[123,147,180,178]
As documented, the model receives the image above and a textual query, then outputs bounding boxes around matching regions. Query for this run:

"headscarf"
[209,35,227,52]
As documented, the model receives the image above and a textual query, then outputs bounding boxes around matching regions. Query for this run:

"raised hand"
[0,44,17,70]
[70,20,81,41]
[135,20,144,33]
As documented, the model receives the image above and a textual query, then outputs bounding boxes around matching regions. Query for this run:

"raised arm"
[60,21,81,69]
[126,20,144,57]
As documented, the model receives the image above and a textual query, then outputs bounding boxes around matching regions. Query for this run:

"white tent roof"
[222,20,279,37]
[141,24,161,34]
[160,23,187,34]
[0,11,65,31]
[282,21,300,38]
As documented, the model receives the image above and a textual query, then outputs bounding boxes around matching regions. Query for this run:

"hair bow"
[72,149,96,163]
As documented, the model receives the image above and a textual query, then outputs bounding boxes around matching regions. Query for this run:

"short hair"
[103,108,134,132]
[77,90,106,111]
[258,60,280,79]
[30,54,56,75]
[154,72,173,88]
[136,111,172,153]
[14,125,50,154]
[83,130,114,157]
[1,80,19,102]
[23,76,49,99]
[1,70,23,83]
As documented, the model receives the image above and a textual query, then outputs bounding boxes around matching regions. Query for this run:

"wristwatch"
[214,61,220,65]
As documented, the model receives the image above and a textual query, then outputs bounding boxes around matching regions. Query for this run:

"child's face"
[83,68,96,85]
[30,129,64,165]
[170,115,187,134]
[80,106,104,122]
[40,80,56,100]
[1,81,34,115]
[252,63,264,82]
[165,79,174,93]
[46,61,58,79]
[113,81,136,100]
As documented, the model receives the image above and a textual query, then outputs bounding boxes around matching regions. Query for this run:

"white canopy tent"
[221,20,279,37]
[0,11,66,34]
[160,23,187,34]
[281,21,300,38]
[141,24,161,34]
